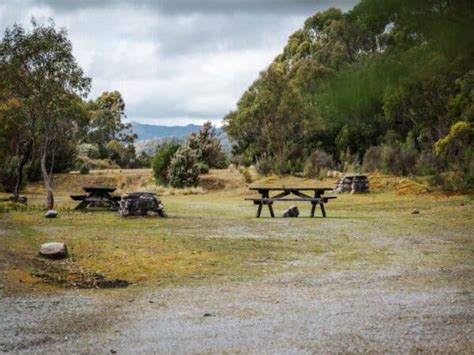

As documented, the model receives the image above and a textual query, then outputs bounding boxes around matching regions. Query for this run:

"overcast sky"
[1,0,357,126]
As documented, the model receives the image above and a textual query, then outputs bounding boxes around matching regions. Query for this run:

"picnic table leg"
[320,202,327,218]
[256,203,263,218]
[268,203,275,218]
[75,200,88,210]
[310,202,316,217]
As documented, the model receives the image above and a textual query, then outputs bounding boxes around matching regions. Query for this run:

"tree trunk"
[13,142,32,200]
[41,146,54,210]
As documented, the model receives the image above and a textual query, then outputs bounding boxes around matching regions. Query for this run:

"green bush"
[152,141,181,185]
[79,163,90,174]
[0,158,20,193]
[255,156,273,175]
[428,171,473,193]
[304,150,334,179]
[362,146,383,173]
[197,162,209,174]
[167,145,200,188]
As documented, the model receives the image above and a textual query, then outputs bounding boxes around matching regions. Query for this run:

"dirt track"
[1,267,472,354]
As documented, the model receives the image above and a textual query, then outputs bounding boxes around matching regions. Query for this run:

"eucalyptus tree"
[0,19,91,208]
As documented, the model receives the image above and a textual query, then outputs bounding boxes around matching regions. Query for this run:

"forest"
[224,0,473,191]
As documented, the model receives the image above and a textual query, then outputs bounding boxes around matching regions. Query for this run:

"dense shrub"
[77,143,100,159]
[187,121,228,169]
[255,156,274,175]
[362,137,420,176]
[152,142,181,185]
[338,148,361,173]
[362,146,383,173]
[79,163,90,174]
[304,150,334,179]
[197,162,209,174]
[239,167,253,183]
[0,158,21,193]
[232,154,253,168]
[167,145,200,188]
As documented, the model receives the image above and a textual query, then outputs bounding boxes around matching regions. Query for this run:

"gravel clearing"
[1,268,472,353]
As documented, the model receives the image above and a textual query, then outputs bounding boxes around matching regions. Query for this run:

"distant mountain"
[131,122,201,141]
[131,122,231,155]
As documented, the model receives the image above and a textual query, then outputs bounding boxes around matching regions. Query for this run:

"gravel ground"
[1,268,473,354]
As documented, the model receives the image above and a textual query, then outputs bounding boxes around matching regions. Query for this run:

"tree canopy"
[224,0,474,186]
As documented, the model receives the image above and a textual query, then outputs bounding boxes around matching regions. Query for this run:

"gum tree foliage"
[0,19,91,208]
[85,90,136,147]
[224,0,474,180]
[152,141,181,185]
[167,145,200,188]
[187,121,227,169]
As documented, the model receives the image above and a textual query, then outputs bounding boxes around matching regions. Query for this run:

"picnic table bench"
[70,187,121,210]
[245,187,336,218]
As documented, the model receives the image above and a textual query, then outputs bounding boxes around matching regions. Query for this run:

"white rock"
[39,242,68,259]
[45,210,58,218]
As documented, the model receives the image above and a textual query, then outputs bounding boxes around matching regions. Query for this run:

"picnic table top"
[82,186,116,193]
[249,187,333,192]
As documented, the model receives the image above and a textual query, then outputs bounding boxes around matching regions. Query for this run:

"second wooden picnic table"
[70,187,121,210]
[246,187,336,218]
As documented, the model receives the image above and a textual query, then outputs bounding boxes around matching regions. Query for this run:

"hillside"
[131,122,201,141]
[132,122,231,155]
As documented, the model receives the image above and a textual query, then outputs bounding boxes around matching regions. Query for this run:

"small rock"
[45,210,58,218]
[282,205,299,218]
[128,298,134,303]
[411,208,420,214]
[110,349,117,354]
[203,313,213,317]
[39,242,68,259]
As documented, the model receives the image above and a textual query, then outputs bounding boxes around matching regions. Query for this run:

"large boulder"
[119,192,167,217]
[282,205,299,218]
[45,210,58,218]
[39,242,68,259]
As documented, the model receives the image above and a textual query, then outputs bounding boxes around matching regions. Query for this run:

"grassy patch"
[0,169,473,295]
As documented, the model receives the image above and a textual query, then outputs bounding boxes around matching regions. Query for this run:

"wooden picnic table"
[245,187,336,218]
[70,186,121,210]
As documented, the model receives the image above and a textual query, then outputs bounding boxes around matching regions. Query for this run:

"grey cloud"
[1,0,359,125]
[36,0,357,15]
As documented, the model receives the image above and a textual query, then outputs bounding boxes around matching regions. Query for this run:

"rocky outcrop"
[119,192,167,217]
[39,242,68,259]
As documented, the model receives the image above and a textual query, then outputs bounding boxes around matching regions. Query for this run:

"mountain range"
[131,122,230,155]
[131,122,202,141]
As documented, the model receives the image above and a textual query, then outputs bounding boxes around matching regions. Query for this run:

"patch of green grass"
[1,177,473,295]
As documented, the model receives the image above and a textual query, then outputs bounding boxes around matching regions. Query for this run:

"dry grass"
[0,168,472,295]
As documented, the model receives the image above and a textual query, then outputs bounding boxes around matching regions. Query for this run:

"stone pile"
[119,192,167,217]
[335,175,369,193]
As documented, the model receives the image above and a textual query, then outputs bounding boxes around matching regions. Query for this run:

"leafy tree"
[152,141,181,185]
[435,121,473,172]
[167,145,200,188]
[224,0,474,181]
[0,19,90,208]
[85,90,136,148]
[187,121,227,168]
